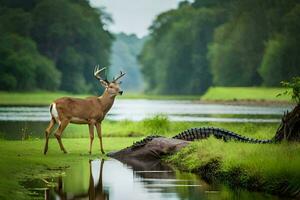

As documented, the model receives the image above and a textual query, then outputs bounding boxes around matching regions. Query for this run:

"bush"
[142,115,170,134]
[278,76,300,104]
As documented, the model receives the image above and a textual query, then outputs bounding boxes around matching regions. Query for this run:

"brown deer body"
[44,66,125,155]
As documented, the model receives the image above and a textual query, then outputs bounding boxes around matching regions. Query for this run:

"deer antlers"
[93,65,106,81]
[94,65,125,84]
[112,71,126,83]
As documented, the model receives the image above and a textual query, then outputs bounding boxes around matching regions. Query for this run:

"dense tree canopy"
[1,0,299,95]
[139,0,300,94]
[0,0,112,93]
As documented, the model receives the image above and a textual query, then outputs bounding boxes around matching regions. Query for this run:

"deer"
[44,66,125,155]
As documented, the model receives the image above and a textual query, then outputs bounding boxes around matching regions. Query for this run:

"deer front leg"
[54,119,69,154]
[88,124,95,154]
[95,123,105,154]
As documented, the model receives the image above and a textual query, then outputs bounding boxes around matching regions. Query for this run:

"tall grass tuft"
[142,115,170,135]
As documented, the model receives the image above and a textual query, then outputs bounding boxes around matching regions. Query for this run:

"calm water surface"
[0,100,291,122]
[0,100,290,139]
[23,159,280,200]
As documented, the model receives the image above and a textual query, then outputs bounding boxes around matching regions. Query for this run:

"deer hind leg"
[95,123,105,154]
[44,117,56,155]
[54,119,69,153]
[88,124,95,154]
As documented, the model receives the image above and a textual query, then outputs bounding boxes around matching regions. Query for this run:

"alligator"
[131,126,275,149]
[108,127,277,163]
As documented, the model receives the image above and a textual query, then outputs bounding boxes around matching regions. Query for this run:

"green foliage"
[31,0,112,93]
[278,77,300,104]
[0,0,112,93]
[140,4,224,94]
[259,5,300,86]
[0,34,60,91]
[142,115,170,135]
[208,10,265,86]
[140,0,300,94]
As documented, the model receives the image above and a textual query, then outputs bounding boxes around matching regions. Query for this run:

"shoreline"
[0,99,293,107]
[197,99,294,107]
[166,138,300,199]
[186,159,299,198]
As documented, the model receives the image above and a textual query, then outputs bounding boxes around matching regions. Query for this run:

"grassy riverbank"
[0,87,290,105]
[0,91,199,105]
[2,117,280,139]
[0,118,283,199]
[201,87,290,102]
[167,136,300,197]
[0,137,140,200]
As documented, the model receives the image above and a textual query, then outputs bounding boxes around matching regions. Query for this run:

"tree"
[31,0,113,93]
[140,4,224,94]
[0,34,60,91]
[259,4,300,86]
[0,0,113,93]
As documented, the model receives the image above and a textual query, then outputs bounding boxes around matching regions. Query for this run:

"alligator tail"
[172,127,274,144]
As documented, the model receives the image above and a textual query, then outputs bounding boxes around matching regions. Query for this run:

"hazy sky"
[89,0,184,38]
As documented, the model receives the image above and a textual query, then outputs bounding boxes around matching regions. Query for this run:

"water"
[0,100,291,123]
[23,159,279,200]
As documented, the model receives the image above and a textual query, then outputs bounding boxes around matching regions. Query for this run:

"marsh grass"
[167,137,300,196]
[0,116,289,199]
[58,119,279,139]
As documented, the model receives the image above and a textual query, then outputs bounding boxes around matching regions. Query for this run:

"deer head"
[94,65,126,97]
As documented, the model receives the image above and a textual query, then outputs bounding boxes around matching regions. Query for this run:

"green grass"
[0,117,282,199]
[0,91,89,105]
[0,137,140,200]
[10,116,279,139]
[167,132,300,196]
[0,87,291,105]
[0,91,199,105]
[201,87,290,101]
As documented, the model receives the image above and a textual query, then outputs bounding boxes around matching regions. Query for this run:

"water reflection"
[38,159,279,200]
[45,160,108,200]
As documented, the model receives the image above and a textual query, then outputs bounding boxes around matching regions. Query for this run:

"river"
[22,159,280,200]
[0,99,291,123]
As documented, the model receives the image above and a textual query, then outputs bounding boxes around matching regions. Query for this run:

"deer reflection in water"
[45,159,108,200]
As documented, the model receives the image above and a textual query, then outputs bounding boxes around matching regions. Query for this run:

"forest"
[139,0,300,94]
[0,0,112,93]
[0,0,300,95]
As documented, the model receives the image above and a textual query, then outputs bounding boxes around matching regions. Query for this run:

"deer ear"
[100,80,108,88]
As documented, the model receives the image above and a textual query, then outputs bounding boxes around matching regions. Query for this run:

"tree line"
[139,0,300,94]
[0,0,112,93]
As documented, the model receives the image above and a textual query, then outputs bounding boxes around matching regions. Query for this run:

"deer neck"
[98,90,116,114]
